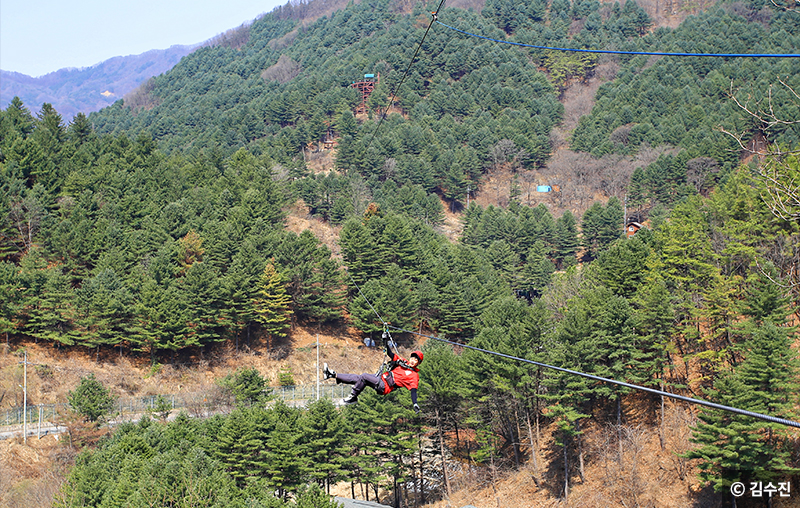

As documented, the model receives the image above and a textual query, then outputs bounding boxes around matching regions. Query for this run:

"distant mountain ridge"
[0,44,198,120]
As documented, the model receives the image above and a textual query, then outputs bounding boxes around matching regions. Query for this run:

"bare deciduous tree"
[661,404,696,482]
[262,55,303,84]
[720,80,800,222]
[488,139,529,173]
[593,424,651,507]
[770,0,799,14]
[720,80,800,297]
[9,194,46,254]
[685,157,721,195]
[348,175,372,217]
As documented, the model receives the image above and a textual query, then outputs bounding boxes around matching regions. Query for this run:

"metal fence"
[1,383,350,429]
[276,383,350,405]
[2,404,62,428]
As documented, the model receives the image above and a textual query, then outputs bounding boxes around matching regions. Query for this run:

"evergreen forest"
[1,0,800,505]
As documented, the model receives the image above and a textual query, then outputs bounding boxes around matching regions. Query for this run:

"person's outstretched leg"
[334,372,382,404]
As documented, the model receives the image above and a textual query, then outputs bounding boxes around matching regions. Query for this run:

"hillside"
[84,0,799,217]
[2,326,797,508]
[1,0,800,507]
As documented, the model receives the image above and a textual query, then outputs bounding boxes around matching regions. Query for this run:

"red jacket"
[381,352,419,394]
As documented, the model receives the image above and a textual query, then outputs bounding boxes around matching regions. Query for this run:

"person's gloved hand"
[413,403,421,414]
[382,330,389,340]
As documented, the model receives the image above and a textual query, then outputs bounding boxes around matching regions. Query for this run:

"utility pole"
[316,333,320,401]
[466,184,471,209]
[18,350,30,444]
[623,195,627,232]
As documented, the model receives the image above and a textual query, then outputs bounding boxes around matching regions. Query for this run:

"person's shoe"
[341,393,359,405]
[323,363,336,380]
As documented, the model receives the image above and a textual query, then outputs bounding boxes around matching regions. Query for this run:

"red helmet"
[411,351,423,364]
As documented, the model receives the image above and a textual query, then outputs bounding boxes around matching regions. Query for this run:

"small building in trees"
[626,221,644,239]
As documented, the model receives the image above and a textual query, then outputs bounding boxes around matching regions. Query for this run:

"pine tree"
[460,297,541,468]
[281,230,344,324]
[215,406,267,488]
[253,262,292,346]
[340,218,386,285]
[221,243,264,349]
[419,340,462,413]
[344,389,418,504]
[180,260,226,348]
[554,210,579,269]
[587,292,652,424]
[460,202,485,246]
[341,390,384,501]
[522,241,555,293]
[740,263,792,326]
[3,97,35,139]
[218,366,273,407]
[686,323,800,493]
[634,276,678,430]
[580,202,604,261]
[263,403,306,499]
[378,215,421,280]
[443,167,468,210]
[301,398,348,493]
[72,269,134,351]
[294,484,342,508]
[418,340,463,499]
[19,254,75,346]
[653,197,719,293]
[599,197,624,251]
[67,112,94,145]
[595,234,652,298]
[68,373,116,423]
[486,240,520,288]
[0,262,21,343]
[544,402,589,501]
[435,280,474,339]
[133,278,190,358]
[376,264,418,332]
[348,278,385,336]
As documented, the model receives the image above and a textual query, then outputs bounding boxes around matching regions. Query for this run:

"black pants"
[336,373,386,396]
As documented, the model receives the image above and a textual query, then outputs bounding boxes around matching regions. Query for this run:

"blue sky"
[1,0,286,77]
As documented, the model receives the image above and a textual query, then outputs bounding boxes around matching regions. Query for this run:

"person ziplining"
[323,331,422,413]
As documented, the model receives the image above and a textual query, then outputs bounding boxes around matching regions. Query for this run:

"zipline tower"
[351,73,379,114]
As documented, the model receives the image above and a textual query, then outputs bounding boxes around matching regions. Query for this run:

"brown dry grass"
[5,332,800,508]
[0,324,398,507]
[0,434,72,508]
[0,323,371,413]
[419,401,800,508]
[284,200,344,259]
[468,56,680,220]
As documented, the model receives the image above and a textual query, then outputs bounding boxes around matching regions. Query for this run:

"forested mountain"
[2,0,800,505]
[83,0,800,213]
[0,45,197,120]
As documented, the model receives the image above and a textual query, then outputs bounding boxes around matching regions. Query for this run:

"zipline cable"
[345,267,395,375]
[345,268,800,429]
[363,3,448,151]
[385,324,800,429]
[434,19,800,58]
[344,271,800,429]
[341,9,800,428]
[345,267,388,330]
